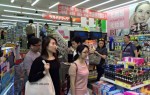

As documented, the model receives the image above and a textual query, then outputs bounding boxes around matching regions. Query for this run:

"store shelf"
[0,82,14,95]
[101,77,150,90]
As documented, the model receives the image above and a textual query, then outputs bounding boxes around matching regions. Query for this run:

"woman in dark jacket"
[28,36,60,95]
[94,38,108,81]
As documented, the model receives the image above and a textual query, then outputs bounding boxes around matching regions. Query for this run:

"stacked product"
[0,47,15,94]
[104,64,124,80]
[103,57,150,89]
[92,81,144,95]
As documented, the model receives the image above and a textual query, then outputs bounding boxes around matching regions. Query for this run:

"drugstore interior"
[0,0,150,95]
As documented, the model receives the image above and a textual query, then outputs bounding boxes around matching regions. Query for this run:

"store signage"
[42,13,70,21]
[58,4,107,20]
[42,13,81,22]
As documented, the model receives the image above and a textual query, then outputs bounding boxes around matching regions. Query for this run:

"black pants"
[27,33,35,49]
[96,64,104,81]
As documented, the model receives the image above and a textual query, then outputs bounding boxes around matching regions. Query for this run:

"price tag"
[115,80,131,89]
[144,80,150,85]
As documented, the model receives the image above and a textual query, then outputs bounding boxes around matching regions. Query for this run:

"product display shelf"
[0,82,14,95]
[101,77,150,90]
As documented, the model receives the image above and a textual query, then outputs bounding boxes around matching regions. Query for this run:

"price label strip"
[115,80,131,89]
[143,80,150,85]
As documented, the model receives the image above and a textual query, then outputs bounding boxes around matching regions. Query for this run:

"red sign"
[58,4,107,20]
[42,13,70,21]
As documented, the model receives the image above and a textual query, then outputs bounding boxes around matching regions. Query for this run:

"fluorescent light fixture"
[87,0,114,10]
[98,0,138,12]
[73,0,90,7]
[4,10,42,16]
[0,4,58,14]
[11,0,15,3]
[31,0,40,6]
[0,19,28,22]
[49,2,60,9]
[1,15,81,24]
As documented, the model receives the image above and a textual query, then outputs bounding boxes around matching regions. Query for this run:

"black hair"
[29,19,33,23]
[71,36,82,44]
[97,38,106,49]
[124,35,130,39]
[73,44,89,61]
[41,36,58,60]
[29,37,41,47]
[45,23,48,27]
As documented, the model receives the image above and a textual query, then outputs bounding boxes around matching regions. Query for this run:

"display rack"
[101,77,150,90]
[0,82,14,95]
[0,47,15,95]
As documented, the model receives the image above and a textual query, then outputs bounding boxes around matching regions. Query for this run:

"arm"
[28,58,45,82]
[134,50,138,57]
[69,64,77,95]
[23,56,33,76]
[94,48,108,59]
[132,44,138,57]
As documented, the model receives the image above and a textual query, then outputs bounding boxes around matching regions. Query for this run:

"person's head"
[124,35,130,43]
[44,23,48,29]
[134,1,150,23]
[41,36,58,58]
[29,19,33,24]
[29,37,41,52]
[71,36,82,50]
[98,38,106,48]
[74,44,89,61]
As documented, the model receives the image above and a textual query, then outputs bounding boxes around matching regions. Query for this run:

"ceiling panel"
[0,0,146,24]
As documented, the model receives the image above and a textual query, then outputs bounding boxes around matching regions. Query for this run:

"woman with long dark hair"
[28,36,60,95]
[94,38,108,81]
[69,44,89,95]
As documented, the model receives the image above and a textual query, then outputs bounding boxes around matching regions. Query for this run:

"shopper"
[68,36,82,62]
[69,44,89,95]
[26,19,36,49]
[40,23,48,39]
[28,36,60,95]
[130,1,150,31]
[121,35,138,58]
[23,37,41,76]
[1,30,5,40]
[94,38,108,81]
[134,40,142,57]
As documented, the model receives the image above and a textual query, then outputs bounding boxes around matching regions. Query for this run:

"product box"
[124,91,140,95]
[101,84,116,95]
[92,81,106,95]
[113,93,124,95]
[108,90,122,95]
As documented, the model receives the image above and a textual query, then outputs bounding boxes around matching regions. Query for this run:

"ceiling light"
[49,2,60,9]
[4,10,42,16]
[0,4,57,14]
[87,0,114,10]
[11,0,15,3]
[98,0,138,12]
[0,19,28,22]
[73,0,90,7]
[1,15,81,24]
[31,0,40,6]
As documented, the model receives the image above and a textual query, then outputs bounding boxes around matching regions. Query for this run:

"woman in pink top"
[69,44,89,95]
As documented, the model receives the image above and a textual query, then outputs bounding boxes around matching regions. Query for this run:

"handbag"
[25,61,55,95]
[89,53,101,65]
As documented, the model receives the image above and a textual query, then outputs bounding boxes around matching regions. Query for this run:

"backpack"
[61,63,78,95]
[26,24,35,35]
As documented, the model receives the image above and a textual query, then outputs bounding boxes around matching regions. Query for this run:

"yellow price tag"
[115,80,131,89]
[144,80,150,85]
